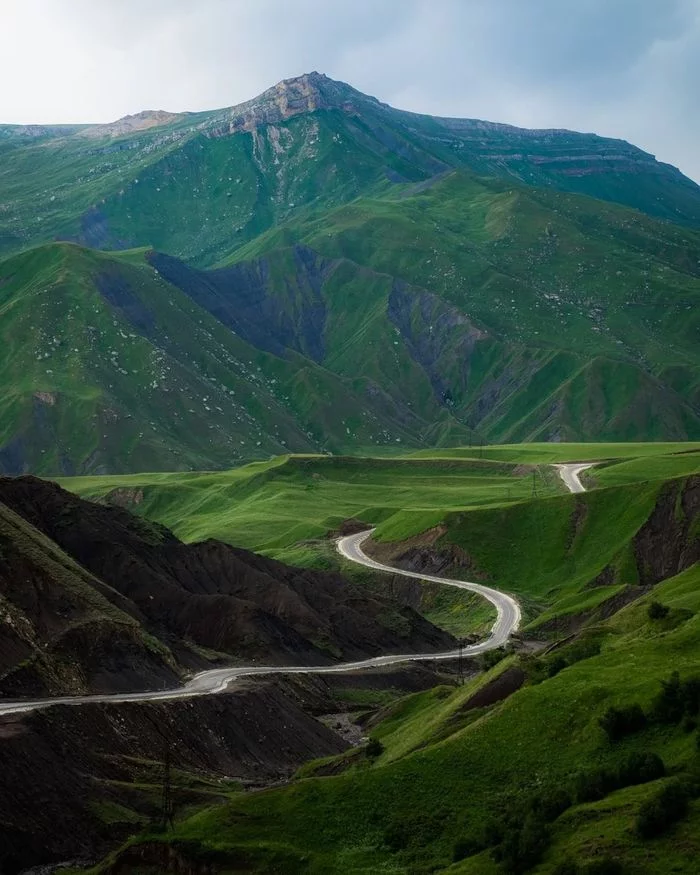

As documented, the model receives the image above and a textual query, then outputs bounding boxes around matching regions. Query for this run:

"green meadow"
[62,443,699,557]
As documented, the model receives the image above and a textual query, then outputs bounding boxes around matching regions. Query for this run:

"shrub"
[650,672,700,724]
[452,835,484,862]
[547,655,568,678]
[616,752,665,787]
[365,737,384,758]
[383,811,444,851]
[574,753,665,804]
[493,814,549,874]
[480,647,507,672]
[574,768,616,803]
[553,862,579,875]
[584,859,624,875]
[530,788,572,823]
[531,637,603,684]
[636,780,689,838]
[647,600,669,620]
[598,703,647,741]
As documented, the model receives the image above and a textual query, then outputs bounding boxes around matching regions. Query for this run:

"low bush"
[616,752,666,787]
[480,647,507,671]
[365,737,384,758]
[599,703,647,741]
[647,600,669,620]
[553,857,624,875]
[492,813,549,874]
[574,752,665,803]
[584,859,624,875]
[383,810,445,852]
[530,788,572,823]
[452,834,487,862]
[527,637,602,684]
[636,779,689,838]
[650,672,700,724]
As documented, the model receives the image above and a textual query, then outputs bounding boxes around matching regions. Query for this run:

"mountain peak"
[209,71,375,135]
[81,109,185,139]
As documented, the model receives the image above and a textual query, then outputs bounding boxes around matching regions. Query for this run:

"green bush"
[365,737,384,758]
[647,600,670,620]
[554,859,624,875]
[574,767,616,803]
[574,753,665,803]
[584,859,624,875]
[636,780,689,838]
[650,672,700,724]
[528,637,602,684]
[493,813,549,874]
[452,834,486,862]
[383,810,445,852]
[598,703,647,741]
[480,647,507,672]
[553,862,579,875]
[530,788,572,823]
[616,752,665,787]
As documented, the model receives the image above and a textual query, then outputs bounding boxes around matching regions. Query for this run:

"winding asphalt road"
[0,462,589,716]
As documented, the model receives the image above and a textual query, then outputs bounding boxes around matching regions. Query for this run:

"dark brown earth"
[0,476,454,698]
[0,664,455,874]
[0,675,346,874]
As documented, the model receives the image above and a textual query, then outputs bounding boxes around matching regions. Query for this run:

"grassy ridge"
[97,555,700,874]
[62,444,699,557]
[65,454,556,554]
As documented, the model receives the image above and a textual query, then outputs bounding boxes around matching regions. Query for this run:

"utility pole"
[531,469,539,500]
[143,711,175,832]
[160,745,174,831]
[458,638,465,686]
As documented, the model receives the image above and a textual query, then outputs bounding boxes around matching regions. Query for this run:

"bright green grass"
[62,454,560,555]
[592,449,700,486]
[402,442,700,464]
[101,562,700,874]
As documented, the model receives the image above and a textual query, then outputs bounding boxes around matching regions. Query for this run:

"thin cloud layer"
[1,0,698,181]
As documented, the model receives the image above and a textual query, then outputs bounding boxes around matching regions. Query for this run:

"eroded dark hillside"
[0,476,454,697]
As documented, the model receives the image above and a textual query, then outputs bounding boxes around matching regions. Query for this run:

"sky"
[1,0,698,182]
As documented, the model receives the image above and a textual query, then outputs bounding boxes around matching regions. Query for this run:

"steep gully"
[0,462,591,715]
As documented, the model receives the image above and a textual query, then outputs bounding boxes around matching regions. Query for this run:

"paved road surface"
[554,462,594,493]
[0,462,589,716]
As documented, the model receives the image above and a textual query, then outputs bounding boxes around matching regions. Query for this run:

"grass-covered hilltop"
[1,73,700,474]
[1,70,700,875]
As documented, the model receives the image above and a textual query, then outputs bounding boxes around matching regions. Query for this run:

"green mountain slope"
[1,73,699,267]
[1,75,699,470]
[2,165,699,472]
[1,242,480,473]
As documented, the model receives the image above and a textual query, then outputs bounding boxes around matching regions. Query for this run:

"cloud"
[0,0,698,181]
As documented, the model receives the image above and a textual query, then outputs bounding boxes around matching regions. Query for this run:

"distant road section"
[555,462,595,493]
[0,460,593,716]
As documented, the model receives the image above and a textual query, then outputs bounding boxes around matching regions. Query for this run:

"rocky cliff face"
[203,71,370,136]
[194,71,676,186]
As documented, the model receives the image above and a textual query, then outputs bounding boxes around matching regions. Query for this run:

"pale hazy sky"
[1,0,699,182]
